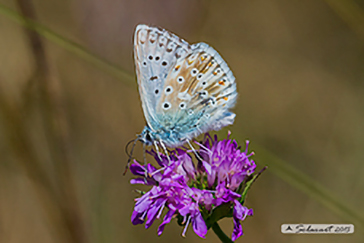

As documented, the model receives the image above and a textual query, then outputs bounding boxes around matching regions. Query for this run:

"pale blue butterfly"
[128,24,237,165]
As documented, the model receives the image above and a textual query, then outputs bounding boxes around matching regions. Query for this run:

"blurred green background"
[0,0,363,242]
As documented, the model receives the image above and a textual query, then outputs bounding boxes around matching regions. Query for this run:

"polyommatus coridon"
[130,24,237,159]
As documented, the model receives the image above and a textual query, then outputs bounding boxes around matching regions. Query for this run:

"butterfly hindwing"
[156,42,237,140]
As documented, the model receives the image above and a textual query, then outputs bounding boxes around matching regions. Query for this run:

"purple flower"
[198,132,256,190]
[129,132,257,240]
[179,201,207,238]
[232,200,253,241]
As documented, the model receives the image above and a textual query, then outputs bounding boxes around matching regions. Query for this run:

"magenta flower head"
[129,132,265,242]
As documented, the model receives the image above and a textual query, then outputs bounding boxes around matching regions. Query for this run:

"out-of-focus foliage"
[0,0,363,242]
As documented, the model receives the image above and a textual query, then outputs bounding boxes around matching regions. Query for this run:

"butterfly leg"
[159,140,172,165]
[143,142,147,165]
[186,139,203,162]
[143,142,149,180]
[153,140,163,161]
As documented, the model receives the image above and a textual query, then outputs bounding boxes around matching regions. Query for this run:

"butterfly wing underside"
[134,24,191,132]
[134,24,237,145]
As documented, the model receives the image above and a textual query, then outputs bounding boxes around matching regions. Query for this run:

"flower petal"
[145,199,166,229]
[134,192,153,212]
[131,210,144,225]
[232,217,243,241]
[157,209,175,236]
[192,213,207,238]
[130,178,155,186]
[233,200,252,220]
[129,161,145,176]
[179,204,192,217]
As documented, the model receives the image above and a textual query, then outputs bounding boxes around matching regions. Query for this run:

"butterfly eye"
[177,76,185,83]
[145,132,152,143]
[155,56,160,61]
[179,102,186,109]
[161,61,168,66]
[164,86,173,95]
[148,55,153,60]
[162,102,171,110]
[191,68,198,77]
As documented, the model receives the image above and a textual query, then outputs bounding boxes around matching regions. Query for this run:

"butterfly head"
[139,126,155,146]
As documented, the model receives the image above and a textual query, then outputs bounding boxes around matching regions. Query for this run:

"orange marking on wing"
[174,65,180,71]
[218,80,225,85]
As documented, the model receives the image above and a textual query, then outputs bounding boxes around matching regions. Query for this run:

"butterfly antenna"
[125,139,135,158]
[123,137,139,175]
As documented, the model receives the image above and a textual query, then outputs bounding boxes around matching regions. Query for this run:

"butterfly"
[129,24,237,162]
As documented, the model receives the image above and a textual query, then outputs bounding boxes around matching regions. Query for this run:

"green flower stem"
[212,222,234,243]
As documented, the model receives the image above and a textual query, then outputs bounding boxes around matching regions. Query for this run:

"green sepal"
[239,166,267,204]
[204,202,233,229]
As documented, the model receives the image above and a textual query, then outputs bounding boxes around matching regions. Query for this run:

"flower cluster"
[130,132,256,241]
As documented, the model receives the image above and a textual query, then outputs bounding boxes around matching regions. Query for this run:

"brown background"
[0,0,363,242]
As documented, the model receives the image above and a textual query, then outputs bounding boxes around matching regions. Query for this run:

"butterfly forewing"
[134,24,191,131]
